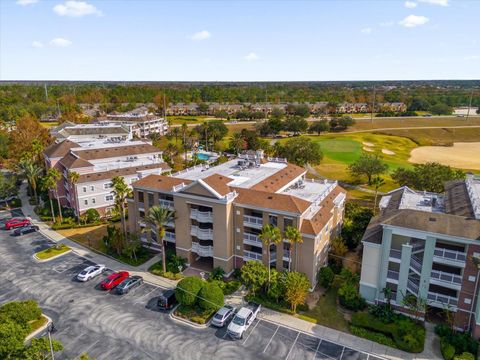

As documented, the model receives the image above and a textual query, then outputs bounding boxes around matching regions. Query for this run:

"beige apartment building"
[128,152,346,285]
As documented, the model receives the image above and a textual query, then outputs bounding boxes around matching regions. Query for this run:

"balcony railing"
[410,256,423,274]
[159,199,174,209]
[243,233,262,247]
[434,247,466,263]
[387,270,399,281]
[164,231,176,242]
[191,242,213,257]
[407,279,420,294]
[389,249,402,260]
[243,215,263,228]
[244,250,263,262]
[190,209,213,223]
[190,226,214,240]
[427,292,458,307]
[430,270,462,286]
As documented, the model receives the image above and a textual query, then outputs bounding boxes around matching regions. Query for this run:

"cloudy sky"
[0,0,479,81]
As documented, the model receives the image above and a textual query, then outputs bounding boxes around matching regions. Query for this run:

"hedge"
[198,282,224,311]
[350,326,397,348]
[51,221,105,230]
[441,337,456,360]
[454,352,475,360]
[175,277,204,306]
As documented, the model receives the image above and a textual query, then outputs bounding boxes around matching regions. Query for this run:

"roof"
[201,174,233,196]
[58,126,129,137]
[77,163,171,184]
[234,188,311,214]
[444,180,475,218]
[133,174,192,192]
[251,163,306,193]
[73,143,160,161]
[59,152,93,169]
[44,140,79,158]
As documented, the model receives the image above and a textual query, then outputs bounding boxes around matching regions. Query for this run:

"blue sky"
[0,0,479,81]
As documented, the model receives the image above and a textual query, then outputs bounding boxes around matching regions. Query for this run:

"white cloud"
[244,52,259,61]
[399,14,429,28]
[404,1,417,8]
[16,0,38,6]
[190,30,211,41]
[379,21,394,27]
[53,1,102,17]
[50,37,72,47]
[32,41,44,48]
[361,27,373,34]
[418,0,449,6]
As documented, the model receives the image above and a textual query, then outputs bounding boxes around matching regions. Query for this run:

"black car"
[115,276,143,294]
[158,289,177,310]
[13,225,39,236]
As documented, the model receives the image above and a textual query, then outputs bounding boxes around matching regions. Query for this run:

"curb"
[33,249,72,263]
[169,305,212,329]
[25,314,52,342]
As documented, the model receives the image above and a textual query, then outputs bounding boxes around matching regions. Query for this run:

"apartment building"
[98,112,169,138]
[43,138,170,217]
[128,151,346,285]
[50,121,133,143]
[360,175,480,336]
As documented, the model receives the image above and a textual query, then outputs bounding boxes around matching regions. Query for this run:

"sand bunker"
[363,142,374,147]
[363,147,374,152]
[409,142,480,170]
[382,149,395,155]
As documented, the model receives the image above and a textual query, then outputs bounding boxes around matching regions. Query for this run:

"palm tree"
[18,159,42,204]
[229,132,245,154]
[181,122,188,166]
[112,176,132,237]
[47,168,62,222]
[68,171,80,224]
[41,174,56,221]
[171,127,180,144]
[371,176,385,215]
[284,226,302,271]
[143,205,175,273]
[259,224,282,286]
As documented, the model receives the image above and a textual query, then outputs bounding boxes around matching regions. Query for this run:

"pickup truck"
[227,302,261,339]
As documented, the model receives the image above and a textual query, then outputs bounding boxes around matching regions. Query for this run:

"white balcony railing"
[430,270,462,286]
[190,209,213,223]
[434,247,466,263]
[191,242,213,257]
[190,226,214,240]
[387,270,399,281]
[243,215,263,228]
[159,199,174,209]
[427,292,458,307]
[389,249,402,260]
[410,256,423,274]
[244,250,263,262]
[164,231,176,242]
[407,279,420,294]
[243,233,263,247]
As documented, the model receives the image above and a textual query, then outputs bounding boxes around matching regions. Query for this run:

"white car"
[77,264,106,282]
[227,303,261,339]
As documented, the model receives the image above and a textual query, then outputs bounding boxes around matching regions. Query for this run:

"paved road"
[0,210,384,360]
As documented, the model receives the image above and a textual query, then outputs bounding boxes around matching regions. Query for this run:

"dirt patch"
[409,142,480,170]
[343,251,361,273]
[382,149,395,155]
[305,288,323,310]
[362,141,374,147]
[57,223,121,252]
[362,147,373,152]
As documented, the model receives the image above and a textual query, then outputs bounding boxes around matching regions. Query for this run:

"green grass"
[28,315,48,334]
[40,121,59,128]
[35,244,71,260]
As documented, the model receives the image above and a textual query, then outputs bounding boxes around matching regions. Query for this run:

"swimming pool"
[196,153,211,161]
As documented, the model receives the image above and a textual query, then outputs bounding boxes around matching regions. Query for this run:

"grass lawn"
[35,243,71,260]
[298,288,350,333]
[168,116,212,125]
[57,223,118,253]
[174,304,216,325]
[40,121,59,128]
[375,127,480,146]
[28,314,48,334]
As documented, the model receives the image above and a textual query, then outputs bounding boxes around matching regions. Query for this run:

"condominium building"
[128,151,346,285]
[98,112,169,138]
[43,138,170,217]
[50,121,133,143]
[360,175,480,336]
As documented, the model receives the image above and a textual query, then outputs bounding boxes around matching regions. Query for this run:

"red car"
[100,271,129,290]
[4,218,30,230]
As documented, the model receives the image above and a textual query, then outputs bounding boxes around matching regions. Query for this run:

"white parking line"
[78,339,100,358]
[262,325,279,353]
[241,319,261,345]
[133,287,157,305]
[312,339,322,360]
[285,331,300,360]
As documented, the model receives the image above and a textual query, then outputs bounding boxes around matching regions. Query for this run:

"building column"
[397,243,413,305]
[377,228,393,301]
[418,236,436,301]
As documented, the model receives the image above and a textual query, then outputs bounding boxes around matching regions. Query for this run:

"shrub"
[454,352,475,360]
[441,337,456,360]
[436,325,479,356]
[209,279,241,296]
[85,208,100,223]
[240,261,268,295]
[232,268,242,280]
[350,325,397,348]
[435,324,452,338]
[175,277,204,306]
[210,267,225,280]
[165,253,187,274]
[198,282,224,311]
[338,282,366,311]
[0,300,42,328]
[318,267,335,289]
[369,304,396,324]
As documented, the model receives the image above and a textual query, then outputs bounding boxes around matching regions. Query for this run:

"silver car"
[211,305,235,328]
[77,264,106,282]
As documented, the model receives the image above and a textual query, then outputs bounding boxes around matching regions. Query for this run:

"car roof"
[162,289,175,297]
[236,308,251,318]
[217,306,232,316]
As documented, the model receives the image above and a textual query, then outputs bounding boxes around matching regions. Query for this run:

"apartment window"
[138,191,144,203]
[105,195,114,202]
[90,185,95,191]
[284,217,293,231]
[83,186,87,193]
[92,198,96,204]
[269,215,278,227]
[104,182,113,189]
[84,199,88,206]
[139,210,145,218]
[148,193,154,207]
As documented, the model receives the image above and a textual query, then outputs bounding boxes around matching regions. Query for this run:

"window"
[83,186,87,193]
[90,185,94,191]
[104,182,113,189]
[84,199,88,205]
[138,191,144,203]
[105,195,114,202]
[139,210,145,218]
[284,217,293,231]
[269,215,277,227]
[92,198,96,204]
[148,193,154,207]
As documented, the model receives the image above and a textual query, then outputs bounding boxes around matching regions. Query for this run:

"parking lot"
[0,209,386,360]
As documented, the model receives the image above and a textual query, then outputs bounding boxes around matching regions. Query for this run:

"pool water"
[196,153,211,161]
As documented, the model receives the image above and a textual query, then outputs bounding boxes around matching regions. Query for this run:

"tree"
[318,267,335,289]
[338,116,355,129]
[46,168,62,222]
[122,233,141,262]
[430,103,453,115]
[0,320,28,359]
[22,337,63,360]
[240,261,268,296]
[259,224,282,287]
[283,271,310,313]
[269,108,284,121]
[68,171,80,223]
[348,153,388,184]
[171,127,180,144]
[381,287,393,311]
[341,203,373,250]
[308,120,330,135]
[330,236,348,257]
[275,137,323,166]
[284,226,302,271]
[8,114,51,162]
[266,117,284,136]
[0,173,17,201]
[198,282,224,310]
[18,159,42,204]
[198,103,209,114]
[111,176,132,237]
[229,132,246,154]
[401,293,427,322]
[175,276,204,306]
[143,205,175,273]
[84,208,100,223]
[371,176,385,215]
[266,269,285,303]
[195,121,228,151]
[284,116,308,135]
[41,175,56,220]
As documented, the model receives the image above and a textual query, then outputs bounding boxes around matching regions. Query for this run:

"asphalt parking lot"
[0,210,386,360]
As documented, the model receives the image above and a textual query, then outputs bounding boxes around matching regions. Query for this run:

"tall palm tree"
[68,171,80,224]
[112,176,132,237]
[181,122,188,166]
[371,176,385,215]
[47,168,63,222]
[284,226,302,271]
[41,174,56,221]
[259,224,282,286]
[143,205,176,273]
[229,132,245,154]
[18,158,42,204]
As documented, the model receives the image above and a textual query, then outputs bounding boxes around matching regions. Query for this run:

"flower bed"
[173,304,215,325]
[35,244,71,260]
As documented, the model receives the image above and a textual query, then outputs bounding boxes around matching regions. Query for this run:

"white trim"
[235,203,300,217]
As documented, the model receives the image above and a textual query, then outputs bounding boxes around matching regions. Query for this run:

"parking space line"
[78,339,100,358]
[133,287,157,305]
[340,346,345,360]
[242,319,261,345]
[285,331,300,360]
[312,339,322,360]
[262,325,279,353]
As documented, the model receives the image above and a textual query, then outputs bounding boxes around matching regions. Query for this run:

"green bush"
[318,267,335,289]
[209,279,241,295]
[175,277,204,306]
[368,304,396,324]
[174,304,216,324]
[338,282,366,311]
[350,325,397,348]
[198,282,224,311]
[51,221,105,230]
[85,208,100,223]
[453,352,475,360]
[441,337,456,360]
[0,300,42,329]
[210,267,226,280]
[435,324,452,338]
[436,324,479,357]
[165,252,187,274]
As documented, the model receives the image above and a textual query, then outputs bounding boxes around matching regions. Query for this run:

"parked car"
[227,303,261,339]
[4,218,30,230]
[13,225,39,236]
[77,264,106,282]
[100,271,129,290]
[116,276,143,294]
[157,289,177,310]
[211,305,235,328]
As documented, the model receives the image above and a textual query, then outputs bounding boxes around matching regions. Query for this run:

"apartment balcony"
[270,252,277,263]
[427,292,458,308]
[164,231,176,243]
[433,247,466,267]
[389,249,402,262]
[386,270,399,283]
[243,233,263,247]
[430,270,462,290]
[243,215,263,229]
[244,250,263,262]
[407,278,420,294]
[190,226,214,240]
[138,202,145,211]
[191,242,213,257]
[190,209,213,223]
[159,199,174,210]
[410,256,423,274]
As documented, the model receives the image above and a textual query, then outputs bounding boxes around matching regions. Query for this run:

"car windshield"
[214,314,223,320]
[232,316,245,326]
[79,271,87,275]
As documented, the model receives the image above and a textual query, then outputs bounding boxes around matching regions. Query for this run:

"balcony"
[389,249,402,261]
[387,270,399,283]
[164,231,176,243]
[244,250,263,262]
[191,242,213,257]
[410,256,423,274]
[190,209,213,223]
[243,215,263,229]
[159,199,174,209]
[430,270,462,289]
[433,247,466,267]
[243,233,263,247]
[427,292,458,308]
[270,252,277,263]
[190,226,214,240]
[407,279,420,294]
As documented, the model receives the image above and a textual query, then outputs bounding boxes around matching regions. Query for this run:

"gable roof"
[251,163,306,193]
[59,152,93,169]
[133,174,192,192]
[234,188,311,214]
[77,163,171,184]
[44,140,79,158]
[73,143,160,161]
[201,174,233,197]
[444,180,475,218]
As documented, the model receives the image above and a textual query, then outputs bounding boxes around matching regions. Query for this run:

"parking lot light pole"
[48,330,55,360]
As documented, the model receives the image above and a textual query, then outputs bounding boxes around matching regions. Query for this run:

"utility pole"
[48,330,55,359]
[44,83,48,102]
[370,85,376,124]
[466,88,474,122]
